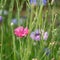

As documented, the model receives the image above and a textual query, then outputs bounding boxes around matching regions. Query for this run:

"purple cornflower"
[30,29,40,41]
[30,0,47,6]
[30,29,48,41]
[11,16,27,26]
[41,29,48,40]
[43,32,48,40]
[0,16,3,22]
[11,18,17,24]
[42,0,47,5]
[30,0,37,5]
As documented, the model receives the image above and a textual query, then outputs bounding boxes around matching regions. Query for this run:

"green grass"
[0,0,60,60]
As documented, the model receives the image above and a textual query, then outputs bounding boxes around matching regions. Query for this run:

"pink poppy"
[14,26,29,37]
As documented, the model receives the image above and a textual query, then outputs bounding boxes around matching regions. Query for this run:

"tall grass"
[0,0,60,60]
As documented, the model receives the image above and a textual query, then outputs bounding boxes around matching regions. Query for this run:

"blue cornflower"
[11,18,17,24]
[30,0,37,5]
[43,32,48,40]
[42,0,47,5]
[11,16,27,26]
[30,0,47,6]
[30,29,40,41]
[44,48,50,55]
[0,16,3,22]
[30,29,48,41]
[0,10,8,15]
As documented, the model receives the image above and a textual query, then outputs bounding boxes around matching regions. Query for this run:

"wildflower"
[4,10,8,15]
[11,16,26,26]
[14,26,29,37]
[44,48,50,55]
[30,0,36,5]
[42,0,47,5]
[11,18,17,25]
[30,29,40,41]
[49,41,55,46]
[41,29,48,40]
[43,32,48,40]
[30,29,48,41]
[30,0,47,6]
[0,16,3,22]
[0,10,8,15]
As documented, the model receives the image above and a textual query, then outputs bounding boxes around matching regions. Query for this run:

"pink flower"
[14,26,29,37]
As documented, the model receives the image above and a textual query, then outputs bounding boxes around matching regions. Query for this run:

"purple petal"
[35,29,40,34]
[43,32,48,40]
[30,32,35,40]
[0,16,3,22]
[42,0,47,5]
[30,0,37,5]
[34,35,40,41]
[11,18,17,24]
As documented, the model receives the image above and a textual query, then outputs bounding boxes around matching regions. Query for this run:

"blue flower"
[44,48,50,55]
[30,29,48,41]
[0,16,3,22]
[30,0,37,5]
[43,32,48,40]
[11,18,17,24]
[30,0,47,6]
[42,0,47,5]
[11,16,27,26]
[30,29,40,41]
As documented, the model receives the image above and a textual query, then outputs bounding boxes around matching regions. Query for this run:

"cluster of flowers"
[14,26,48,41]
[11,16,27,26]
[30,0,47,6]
[14,26,50,55]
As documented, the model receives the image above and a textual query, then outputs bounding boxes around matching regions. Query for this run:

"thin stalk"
[1,26,3,60]
[11,27,17,60]
[7,0,14,26]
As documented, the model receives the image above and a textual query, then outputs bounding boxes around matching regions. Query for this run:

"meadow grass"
[0,0,60,60]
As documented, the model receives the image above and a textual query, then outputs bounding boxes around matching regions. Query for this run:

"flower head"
[44,48,50,55]
[30,0,37,5]
[30,0,47,6]
[43,32,48,40]
[30,29,48,41]
[4,10,8,15]
[14,26,29,38]
[11,18,17,24]
[30,29,40,41]
[0,10,8,15]
[42,0,47,5]
[11,16,26,26]
[0,16,3,22]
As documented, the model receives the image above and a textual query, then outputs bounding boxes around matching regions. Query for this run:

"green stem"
[1,26,3,60]
[11,27,17,60]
